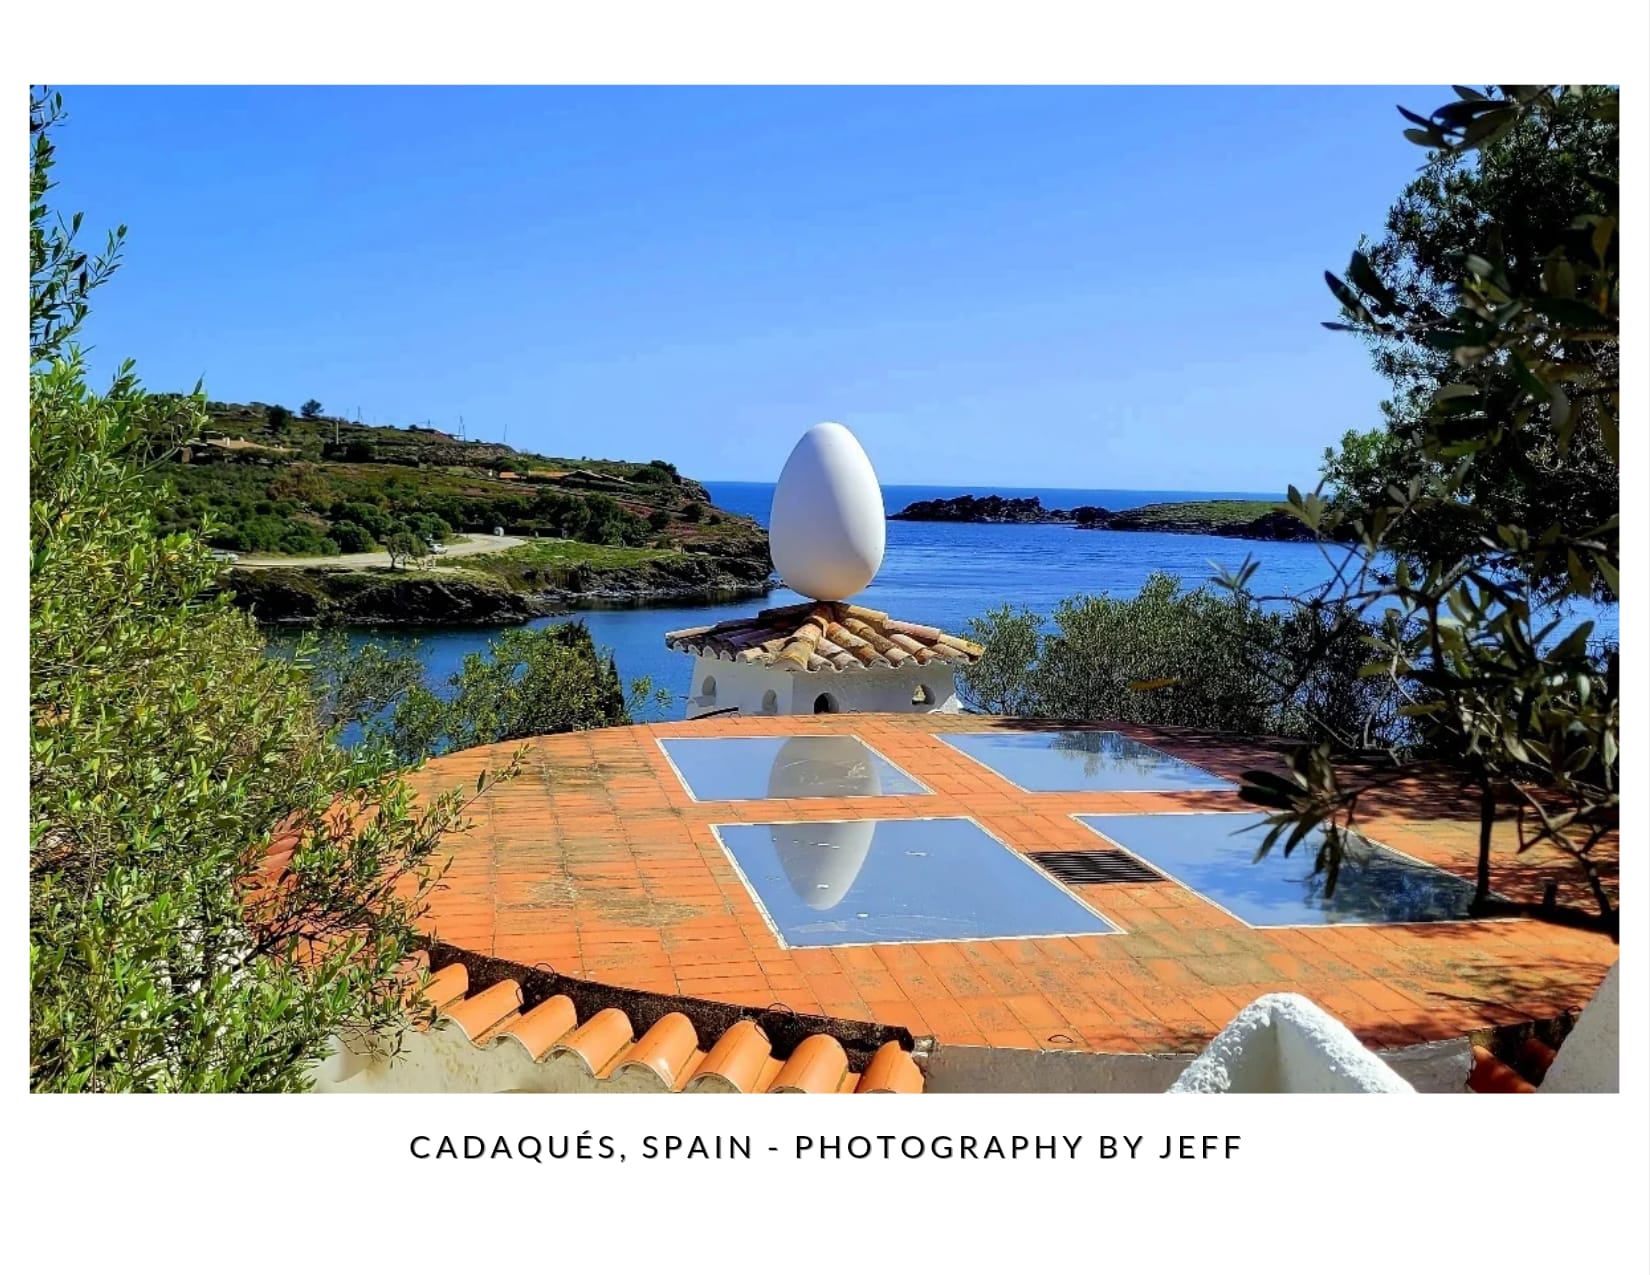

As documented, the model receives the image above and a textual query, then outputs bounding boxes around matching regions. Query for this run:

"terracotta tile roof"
[1467,1045,1537,1093]
[665,601,983,673]
[1466,1035,1564,1093]
[403,951,926,1094]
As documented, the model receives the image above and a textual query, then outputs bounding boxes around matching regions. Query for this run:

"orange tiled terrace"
[413,713,1618,1059]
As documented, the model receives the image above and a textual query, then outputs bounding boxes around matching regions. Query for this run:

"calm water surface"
[352,482,1617,723]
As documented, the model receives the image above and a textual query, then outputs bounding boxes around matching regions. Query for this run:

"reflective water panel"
[714,817,1117,947]
[1078,813,1478,926]
[659,734,929,802]
[940,730,1236,792]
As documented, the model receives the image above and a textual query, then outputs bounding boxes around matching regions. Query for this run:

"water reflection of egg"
[770,821,875,912]
[768,736,880,909]
[764,735,882,801]
[768,422,886,601]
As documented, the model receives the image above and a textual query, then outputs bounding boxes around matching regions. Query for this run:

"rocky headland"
[888,495,1110,525]
[890,495,1317,542]
[226,540,775,625]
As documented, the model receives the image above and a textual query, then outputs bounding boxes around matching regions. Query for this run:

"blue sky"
[53,85,1440,489]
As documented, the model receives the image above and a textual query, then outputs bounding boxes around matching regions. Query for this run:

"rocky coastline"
[225,557,775,626]
[890,494,1318,543]
[888,494,1109,525]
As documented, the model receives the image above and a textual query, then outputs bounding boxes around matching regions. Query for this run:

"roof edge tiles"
[665,601,983,674]
[378,941,931,1095]
[403,963,924,1094]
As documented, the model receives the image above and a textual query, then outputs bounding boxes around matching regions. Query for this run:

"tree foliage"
[383,529,427,570]
[29,89,517,1091]
[157,456,655,557]
[1229,86,1619,926]
[1320,85,1618,594]
[30,90,125,370]
[962,574,1397,745]
[320,623,667,763]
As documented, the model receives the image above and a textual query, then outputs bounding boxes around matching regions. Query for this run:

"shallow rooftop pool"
[1078,812,1479,927]
[659,734,929,802]
[940,729,1237,793]
[713,816,1118,947]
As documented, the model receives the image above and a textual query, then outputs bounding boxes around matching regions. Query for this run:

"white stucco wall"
[1169,993,1414,1093]
[309,1022,684,1094]
[683,655,961,719]
[1540,961,1618,1093]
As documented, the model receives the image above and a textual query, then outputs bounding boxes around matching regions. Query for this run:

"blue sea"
[369,482,1619,723]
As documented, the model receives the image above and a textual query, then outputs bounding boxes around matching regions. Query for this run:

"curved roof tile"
[665,601,982,674]
[417,960,924,1095]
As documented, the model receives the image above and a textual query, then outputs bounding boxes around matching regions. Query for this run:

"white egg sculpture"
[768,422,885,601]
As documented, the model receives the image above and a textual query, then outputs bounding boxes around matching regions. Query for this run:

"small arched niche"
[700,675,717,704]
[912,683,936,706]
[760,689,779,715]
[812,692,838,714]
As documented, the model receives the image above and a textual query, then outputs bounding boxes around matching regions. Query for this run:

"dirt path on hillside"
[233,532,526,570]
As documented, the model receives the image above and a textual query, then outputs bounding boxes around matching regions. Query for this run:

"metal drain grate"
[1031,850,1166,885]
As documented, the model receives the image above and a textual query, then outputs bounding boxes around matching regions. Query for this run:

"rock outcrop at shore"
[225,568,563,626]
[520,553,775,605]
[1102,504,1317,542]
[890,494,1319,543]
[889,495,1111,525]
[224,553,775,625]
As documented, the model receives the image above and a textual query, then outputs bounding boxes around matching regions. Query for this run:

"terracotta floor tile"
[412,713,1617,1058]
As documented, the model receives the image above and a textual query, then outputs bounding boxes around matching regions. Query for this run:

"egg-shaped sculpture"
[768,422,885,601]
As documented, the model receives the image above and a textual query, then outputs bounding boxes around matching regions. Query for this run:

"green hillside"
[155,400,764,561]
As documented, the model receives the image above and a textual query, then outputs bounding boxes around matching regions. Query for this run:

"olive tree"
[383,529,426,570]
[29,88,517,1092]
[1225,86,1618,928]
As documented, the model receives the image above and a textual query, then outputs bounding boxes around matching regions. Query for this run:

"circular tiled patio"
[414,713,1618,1055]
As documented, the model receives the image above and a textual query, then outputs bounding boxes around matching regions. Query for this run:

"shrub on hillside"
[330,519,374,553]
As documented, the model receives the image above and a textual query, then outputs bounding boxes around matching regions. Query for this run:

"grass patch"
[458,537,682,590]
[1114,499,1282,527]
